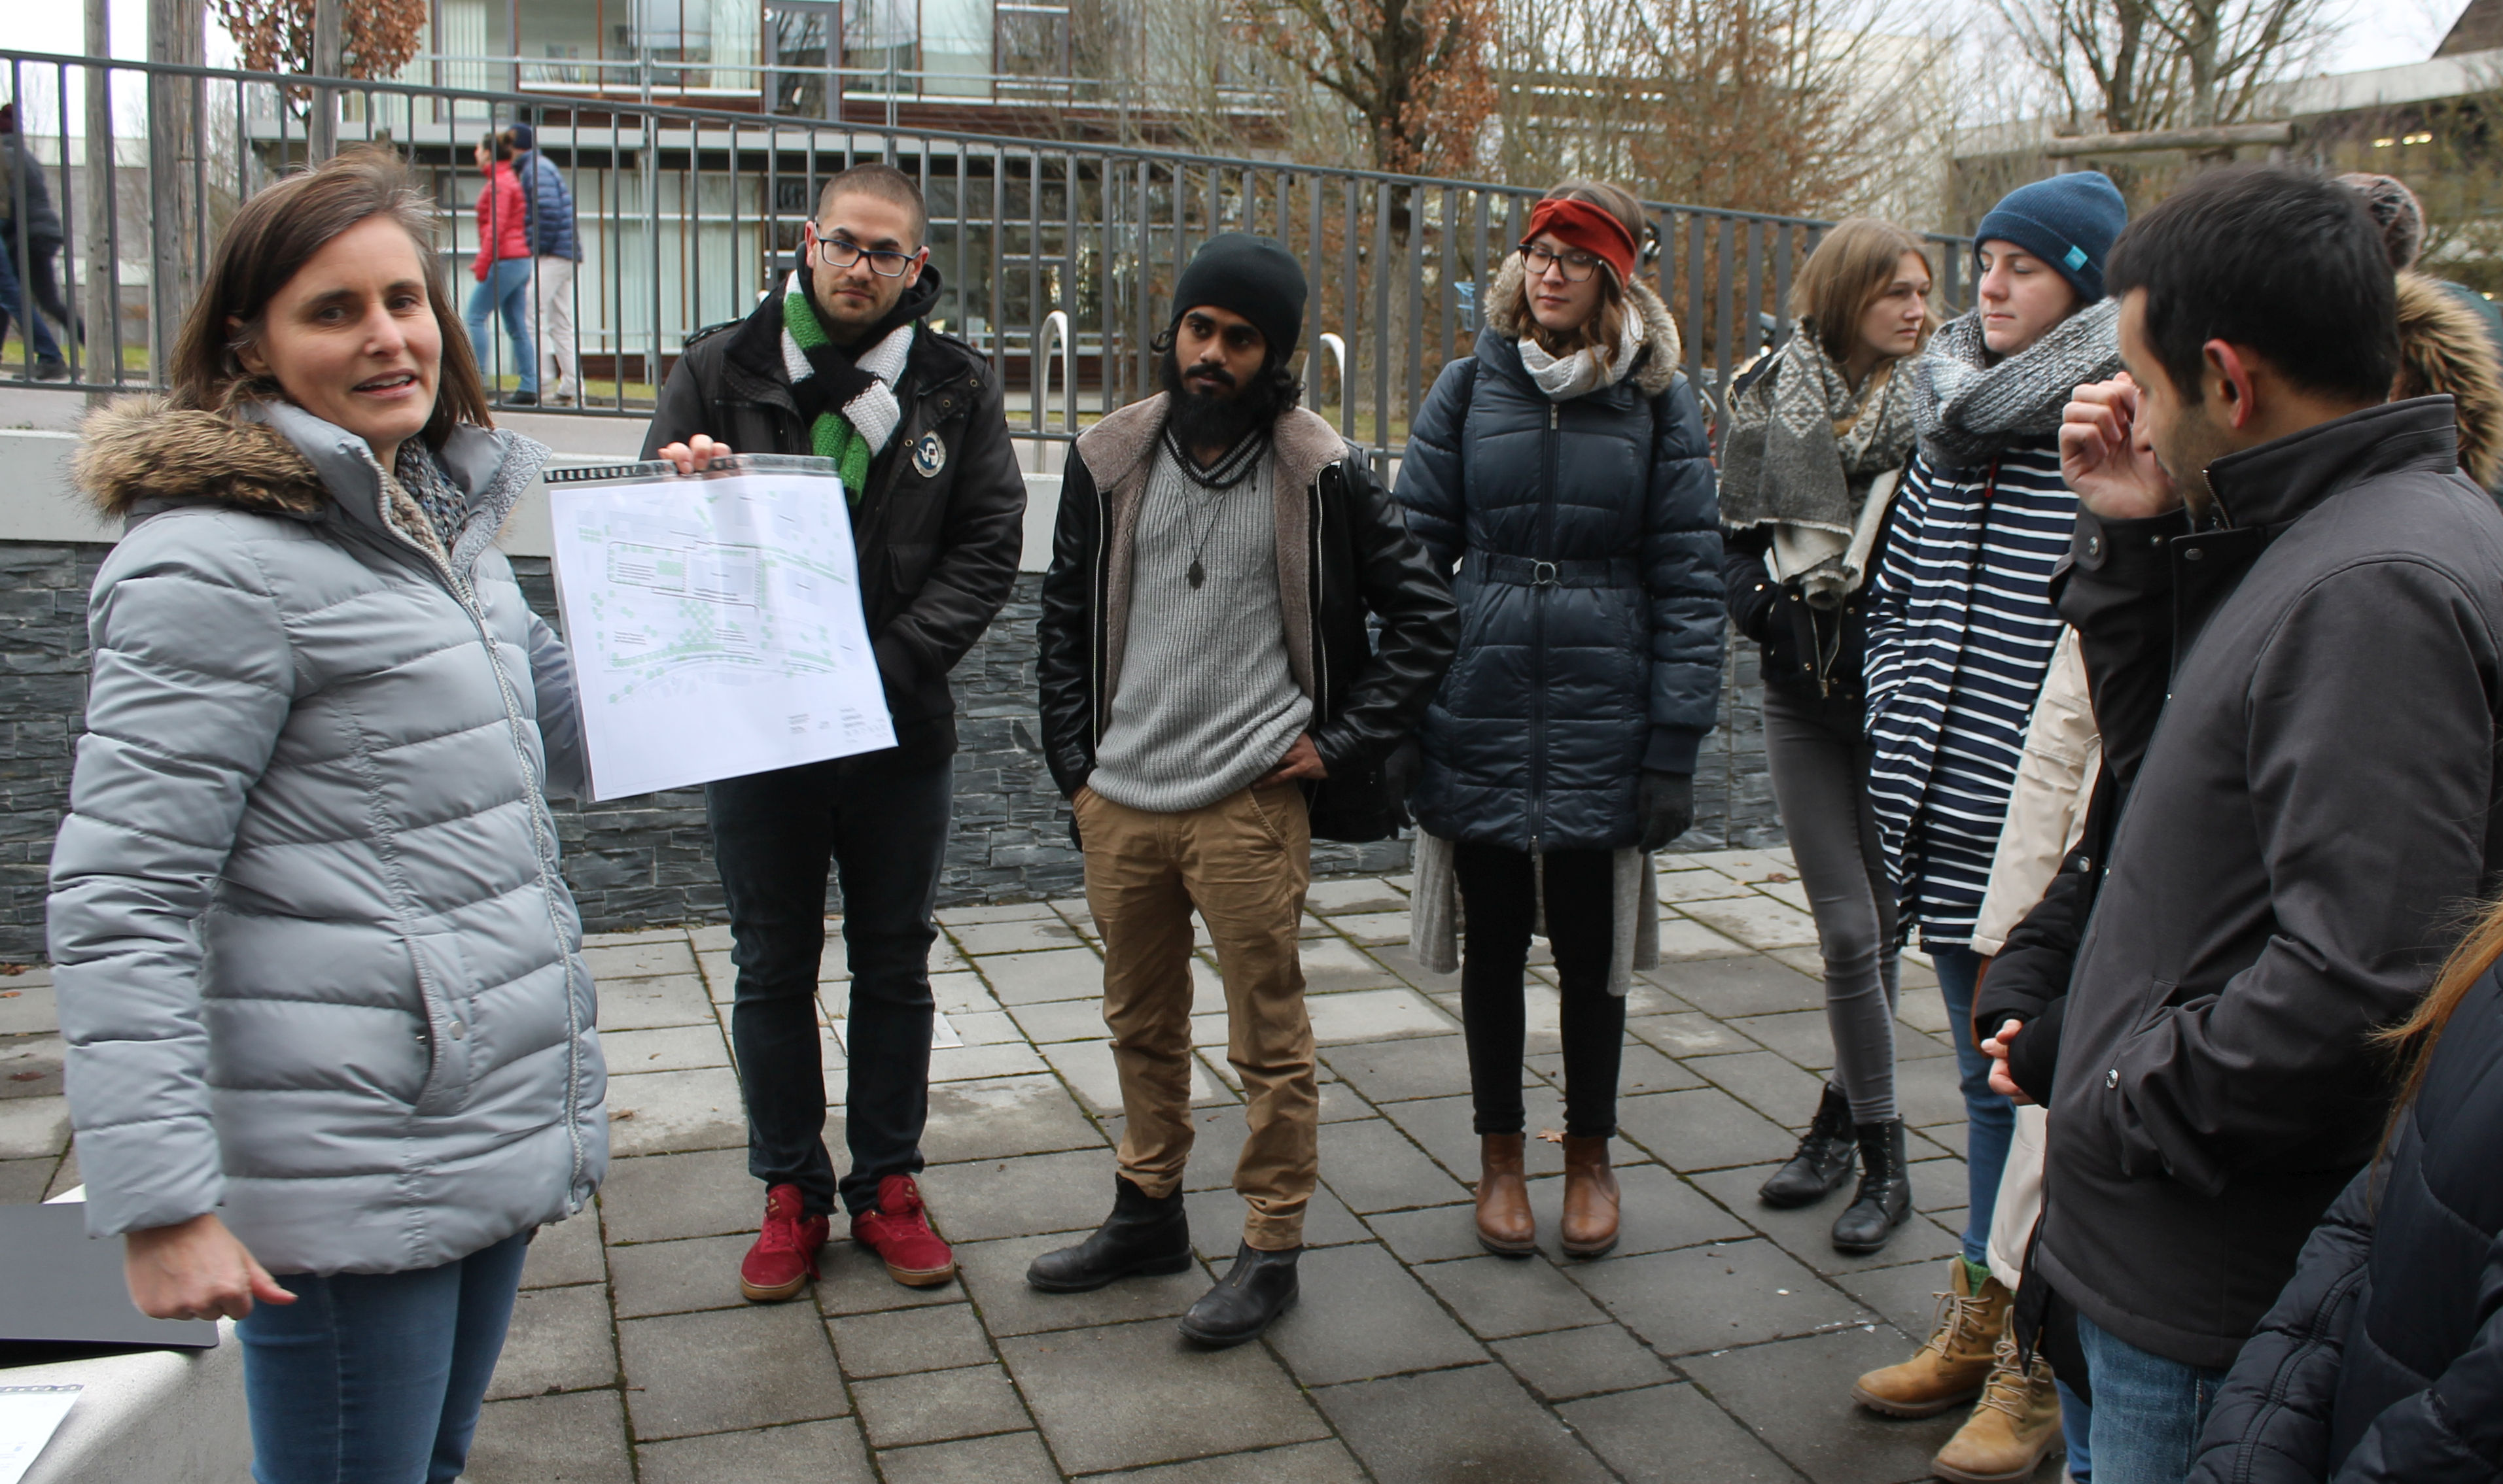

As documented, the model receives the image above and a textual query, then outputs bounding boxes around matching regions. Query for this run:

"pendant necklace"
[1181,484,1228,589]
[1162,421,1268,589]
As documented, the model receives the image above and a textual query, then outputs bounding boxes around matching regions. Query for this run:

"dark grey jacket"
[2037,397,2503,1371]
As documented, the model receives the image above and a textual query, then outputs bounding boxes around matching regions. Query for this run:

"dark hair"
[480,130,514,162]
[169,147,490,443]
[2105,165,2398,406]
[817,163,928,249]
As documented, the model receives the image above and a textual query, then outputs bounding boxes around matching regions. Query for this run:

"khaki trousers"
[1076,782,1316,1250]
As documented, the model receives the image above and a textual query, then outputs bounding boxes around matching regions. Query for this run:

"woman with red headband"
[1395,180,1723,1261]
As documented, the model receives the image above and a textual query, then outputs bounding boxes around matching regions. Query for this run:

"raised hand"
[2060,374,2179,520]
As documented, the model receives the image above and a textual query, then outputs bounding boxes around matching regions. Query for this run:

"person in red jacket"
[464,131,537,406]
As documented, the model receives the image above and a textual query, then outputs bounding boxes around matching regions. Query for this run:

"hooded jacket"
[642,266,1026,753]
[49,398,604,1275]
[2395,269,2503,491]
[1393,256,1723,851]
[1037,395,1458,841]
[2186,963,2503,1484]
[2035,397,2503,1372]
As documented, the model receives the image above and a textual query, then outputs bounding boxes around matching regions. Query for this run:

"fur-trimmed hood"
[1480,252,1685,397]
[74,396,329,519]
[2395,271,2503,490]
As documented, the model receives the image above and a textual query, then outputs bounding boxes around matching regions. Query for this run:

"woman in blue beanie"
[1847,171,2125,1484]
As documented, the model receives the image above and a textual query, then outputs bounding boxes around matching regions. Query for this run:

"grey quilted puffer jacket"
[48,397,606,1276]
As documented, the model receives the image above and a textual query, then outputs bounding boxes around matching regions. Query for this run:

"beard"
[1159,347,1287,454]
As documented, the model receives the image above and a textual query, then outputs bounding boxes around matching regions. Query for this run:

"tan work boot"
[1475,1134,1536,1256]
[1932,1322,2064,1483]
[1560,1135,1620,1258]
[1850,1258,2010,1417]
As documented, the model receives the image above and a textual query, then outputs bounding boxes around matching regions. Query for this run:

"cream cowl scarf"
[1516,306,1644,402]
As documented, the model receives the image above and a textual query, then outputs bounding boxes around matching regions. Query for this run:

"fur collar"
[1481,252,1685,397]
[74,396,330,519]
[2395,271,2503,489]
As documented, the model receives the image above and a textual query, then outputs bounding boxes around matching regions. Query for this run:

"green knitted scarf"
[784,284,873,499]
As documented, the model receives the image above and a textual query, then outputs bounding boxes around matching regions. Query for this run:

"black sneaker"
[502,389,538,407]
[33,357,71,382]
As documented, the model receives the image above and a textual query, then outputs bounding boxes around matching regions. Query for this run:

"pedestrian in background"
[1851,171,2126,1426]
[2337,171,2503,498]
[1717,217,1932,1257]
[1029,233,1455,1345]
[504,123,583,406]
[49,148,602,1484]
[644,164,1026,1302]
[1395,181,1723,1263]
[0,101,71,381]
[466,129,537,406]
[2014,164,2503,1484]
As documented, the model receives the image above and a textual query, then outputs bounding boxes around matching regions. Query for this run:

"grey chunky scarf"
[1908,297,2123,467]
[1717,325,1917,604]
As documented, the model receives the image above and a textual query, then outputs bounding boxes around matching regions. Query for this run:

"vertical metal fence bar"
[1370,181,1390,461]
[646,107,663,409]
[1437,188,1455,380]
[1713,215,1736,419]
[1027,147,1042,401]
[1401,192,1423,435]
[1773,223,1794,349]
[987,143,1004,378]
[1338,181,1356,438]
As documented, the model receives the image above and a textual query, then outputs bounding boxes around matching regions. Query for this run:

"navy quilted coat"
[2187,961,2503,1484]
[1393,262,1723,851]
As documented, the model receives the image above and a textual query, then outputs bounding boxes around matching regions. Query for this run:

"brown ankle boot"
[1851,1259,2012,1417]
[1559,1135,1620,1258]
[1475,1134,1535,1256]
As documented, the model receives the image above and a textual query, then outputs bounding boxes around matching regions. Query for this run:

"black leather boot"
[1024,1176,1193,1292]
[1178,1243,1301,1347]
[1830,1118,1912,1254]
[1758,1083,1856,1209]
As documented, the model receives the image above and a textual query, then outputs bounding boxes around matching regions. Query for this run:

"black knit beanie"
[1172,233,1307,364]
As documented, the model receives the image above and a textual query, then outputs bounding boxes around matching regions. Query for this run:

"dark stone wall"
[0,544,1782,959]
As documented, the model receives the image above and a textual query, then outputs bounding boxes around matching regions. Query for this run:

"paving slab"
[1630,1010,1760,1057]
[485,1283,618,1400]
[0,1156,55,1205]
[1102,1440,1370,1482]
[1653,956,1823,1018]
[0,981,59,1037]
[1038,1035,1230,1113]
[1895,1050,1981,1128]
[584,939,700,980]
[930,971,1004,1016]
[1315,1118,1465,1213]
[1692,1049,1832,1128]
[636,1419,875,1483]
[1311,1364,1615,1483]
[1560,1381,1802,1482]
[1008,997,1112,1043]
[0,1035,64,1100]
[978,948,1108,1005]
[949,1232,1210,1337]
[1616,1084,1802,1173]
[618,1300,849,1439]
[921,1074,1104,1165]
[599,1148,759,1245]
[998,1319,1331,1473]
[520,1210,608,1290]
[1522,1163,1755,1260]
[1908,1156,1970,1214]
[1296,937,1403,992]
[1414,1252,1611,1339]
[602,1066,746,1156]
[1377,1090,1569,1181]
[1682,1325,1990,1484]
[1317,1035,1474,1103]
[464,1389,635,1483]
[608,1233,754,1318]
[951,916,1091,956]
[1655,914,1760,960]
[0,1094,69,1159]
[599,1024,731,1072]
[1687,1163,1966,1277]
[1529,1039,1706,1096]
[1304,878,1410,914]
[926,1148,1133,1243]
[879,1431,1064,1484]
[830,1302,996,1377]
[1323,910,1410,945]
[1570,1237,1870,1357]
[1724,1007,1842,1070]
[1304,986,1453,1043]
[1490,1322,1678,1402]
[1183,1183,1369,1258]
[929,1041,1053,1082]
[1263,1242,1486,1385]
[813,1237,973,1316]
[947,1009,1026,1046]
[854,1361,1031,1447]
[1836,1256,1963,1341]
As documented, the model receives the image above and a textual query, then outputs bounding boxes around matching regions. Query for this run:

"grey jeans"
[1760,681,1900,1123]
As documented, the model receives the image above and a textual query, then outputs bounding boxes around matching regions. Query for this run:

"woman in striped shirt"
[1848,174,2127,1438]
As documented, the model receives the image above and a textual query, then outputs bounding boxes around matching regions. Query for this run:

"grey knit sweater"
[1086,444,1312,812]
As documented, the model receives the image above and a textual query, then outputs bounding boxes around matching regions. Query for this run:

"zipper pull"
[1549,406,1559,429]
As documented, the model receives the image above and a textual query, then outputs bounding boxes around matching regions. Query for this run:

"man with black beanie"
[1028,233,1457,1345]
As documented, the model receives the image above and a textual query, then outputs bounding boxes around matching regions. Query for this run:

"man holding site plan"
[643,163,1024,1300]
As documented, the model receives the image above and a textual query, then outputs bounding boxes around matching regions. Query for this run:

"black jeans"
[1453,841,1624,1139]
[707,746,953,1217]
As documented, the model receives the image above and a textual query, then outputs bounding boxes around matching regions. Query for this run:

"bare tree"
[1240,0,1499,174]
[1991,0,2340,133]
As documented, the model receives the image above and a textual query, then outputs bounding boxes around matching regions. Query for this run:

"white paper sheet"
[0,1386,81,1484]
[549,462,896,799]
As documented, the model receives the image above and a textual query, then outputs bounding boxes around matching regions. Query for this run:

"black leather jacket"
[1038,398,1458,842]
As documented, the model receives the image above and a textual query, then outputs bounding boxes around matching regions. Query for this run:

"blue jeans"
[237,1231,529,1484]
[0,231,63,364]
[1930,944,2014,1266]
[463,258,536,393]
[2076,1311,2227,1484]
[2060,1378,2093,1483]
[707,746,953,1216]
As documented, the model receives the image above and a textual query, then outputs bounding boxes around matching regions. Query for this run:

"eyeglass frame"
[1518,241,1607,284]
[805,220,928,279]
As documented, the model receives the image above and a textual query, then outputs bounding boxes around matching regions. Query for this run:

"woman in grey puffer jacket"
[46,150,604,1484]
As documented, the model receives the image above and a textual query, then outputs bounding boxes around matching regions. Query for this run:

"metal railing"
[0,48,1972,457]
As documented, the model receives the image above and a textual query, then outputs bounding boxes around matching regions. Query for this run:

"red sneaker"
[851,1174,957,1288]
[739,1183,830,1302]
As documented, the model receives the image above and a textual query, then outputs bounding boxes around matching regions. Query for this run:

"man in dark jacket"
[0,102,69,380]
[1023,234,1456,1347]
[642,163,1024,1300]
[2008,165,2503,1483]
[505,124,582,406]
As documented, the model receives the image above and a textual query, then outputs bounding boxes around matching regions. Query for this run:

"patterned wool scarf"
[1717,326,1919,604]
[779,271,914,502]
[1908,297,2124,468]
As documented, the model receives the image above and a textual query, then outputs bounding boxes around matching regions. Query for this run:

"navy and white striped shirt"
[1864,436,2077,950]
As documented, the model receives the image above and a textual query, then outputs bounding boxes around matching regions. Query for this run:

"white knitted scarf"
[1516,307,1645,402]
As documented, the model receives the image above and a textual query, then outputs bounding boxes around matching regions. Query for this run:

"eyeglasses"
[1519,243,1603,283]
[810,232,922,278]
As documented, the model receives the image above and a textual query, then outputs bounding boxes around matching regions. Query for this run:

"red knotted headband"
[1520,198,1638,285]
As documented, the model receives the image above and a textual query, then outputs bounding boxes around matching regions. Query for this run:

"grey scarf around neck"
[1717,326,1916,535]
[1908,297,2124,468]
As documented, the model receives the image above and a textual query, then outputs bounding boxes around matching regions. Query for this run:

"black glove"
[1636,770,1694,854]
